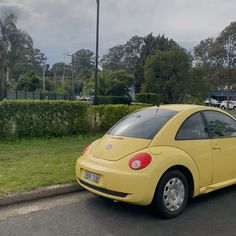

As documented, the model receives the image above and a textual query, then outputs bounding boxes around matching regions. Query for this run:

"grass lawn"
[0,135,101,196]
[227,110,236,117]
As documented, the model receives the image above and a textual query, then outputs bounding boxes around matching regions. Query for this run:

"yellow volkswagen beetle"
[76,104,236,218]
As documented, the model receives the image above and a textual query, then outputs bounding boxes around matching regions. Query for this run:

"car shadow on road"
[84,184,236,219]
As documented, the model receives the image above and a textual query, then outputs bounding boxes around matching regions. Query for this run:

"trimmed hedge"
[97,96,132,105]
[89,104,146,132]
[136,93,160,105]
[0,101,89,139]
[0,101,149,139]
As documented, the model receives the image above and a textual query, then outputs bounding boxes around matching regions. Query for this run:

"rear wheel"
[153,170,189,219]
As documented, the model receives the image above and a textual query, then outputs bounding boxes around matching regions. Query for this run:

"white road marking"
[0,191,95,221]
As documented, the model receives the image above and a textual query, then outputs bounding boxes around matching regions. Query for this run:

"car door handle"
[213,145,221,150]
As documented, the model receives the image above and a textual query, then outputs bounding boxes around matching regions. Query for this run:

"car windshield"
[107,108,178,139]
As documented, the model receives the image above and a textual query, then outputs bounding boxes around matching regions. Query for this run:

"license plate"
[84,171,100,183]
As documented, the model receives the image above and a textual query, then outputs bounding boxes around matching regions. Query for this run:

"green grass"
[227,110,236,117]
[0,135,101,196]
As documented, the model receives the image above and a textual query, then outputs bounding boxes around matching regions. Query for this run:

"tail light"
[129,153,152,170]
[81,143,92,155]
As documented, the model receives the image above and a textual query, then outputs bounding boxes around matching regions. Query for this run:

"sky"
[0,0,235,66]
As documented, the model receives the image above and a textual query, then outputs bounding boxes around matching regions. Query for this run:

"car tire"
[153,170,189,219]
[221,106,226,110]
[233,106,236,110]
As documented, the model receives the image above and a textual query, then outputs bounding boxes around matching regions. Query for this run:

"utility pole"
[42,63,46,92]
[71,54,75,96]
[62,65,65,88]
[0,41,7,99]
[94,0,100,105]
[53,71,57,91]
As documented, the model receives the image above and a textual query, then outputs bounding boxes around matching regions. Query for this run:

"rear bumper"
[76,155,158,205]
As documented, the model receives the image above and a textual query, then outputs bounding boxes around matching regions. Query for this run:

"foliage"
[0,101,89,139]
[134,33,178,92]
[74,49,95,79]
[142,46,192,103]
[89,104,145,131]
[97,96,132,105]
[16,72,42,91]
[194,21,236,89]
[101,35,144,73]
[98,70,133,97]
[0,10,47,81]
[136,93,160,105]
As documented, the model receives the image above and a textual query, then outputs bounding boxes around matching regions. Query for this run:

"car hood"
[91,135,151,161]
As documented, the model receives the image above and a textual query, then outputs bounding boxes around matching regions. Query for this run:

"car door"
[203,111,236,184]
[175,112,213,188]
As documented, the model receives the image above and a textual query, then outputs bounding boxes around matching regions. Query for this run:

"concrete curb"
[0,183,84,207]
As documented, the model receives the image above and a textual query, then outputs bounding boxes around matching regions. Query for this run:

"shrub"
[89,104,145,132]
[0,101,89,139]
[0,101,149,139]
[136,93,160,105]
[97,96,132,105]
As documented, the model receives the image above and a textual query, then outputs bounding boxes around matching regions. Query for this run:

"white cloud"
[0,0,235,65]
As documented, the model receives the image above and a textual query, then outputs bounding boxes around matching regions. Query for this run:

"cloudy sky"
[0,0,235,65]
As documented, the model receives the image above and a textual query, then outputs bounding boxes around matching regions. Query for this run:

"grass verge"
[0,135,101,196]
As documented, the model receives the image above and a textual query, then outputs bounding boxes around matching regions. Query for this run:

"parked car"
[220,100,236,110]
[76,105,236,218]
[204,98,220,107]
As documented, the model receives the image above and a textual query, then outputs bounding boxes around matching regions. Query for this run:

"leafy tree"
[98,70,133,97]
[142,46,191,103]
[16,72,41,91]
[0,10,47,82]
[74,49,95,79]
[134,33,177,92]
[194,22,236,90]
[100,45,125,71]
[101,35,144,73]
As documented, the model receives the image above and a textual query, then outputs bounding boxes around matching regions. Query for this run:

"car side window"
[176,112,209,140]
[203,111,236,138]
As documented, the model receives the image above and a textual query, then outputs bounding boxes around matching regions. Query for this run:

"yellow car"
[76,104,236,218]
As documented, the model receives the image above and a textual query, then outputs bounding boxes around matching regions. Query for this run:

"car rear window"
[107,108,178,139]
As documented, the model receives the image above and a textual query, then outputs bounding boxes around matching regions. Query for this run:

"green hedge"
[0,101,150,139]
[0,101,89,139]
[97,96,132,105]
[89,104,146,132]
[136,93,160,105]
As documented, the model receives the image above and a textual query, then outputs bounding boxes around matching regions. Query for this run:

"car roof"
[149,104,203,112]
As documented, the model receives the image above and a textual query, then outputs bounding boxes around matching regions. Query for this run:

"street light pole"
[42,63,46,92]
[94,0,100,105]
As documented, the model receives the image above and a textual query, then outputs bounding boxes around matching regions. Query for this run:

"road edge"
[0,183,84,207]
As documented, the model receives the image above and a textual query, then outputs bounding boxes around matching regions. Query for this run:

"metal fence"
[6,90,72,100]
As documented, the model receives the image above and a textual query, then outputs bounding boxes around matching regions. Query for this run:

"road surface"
[0,186,236,236]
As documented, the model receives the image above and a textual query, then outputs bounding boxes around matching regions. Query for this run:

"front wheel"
[153,170,189,219]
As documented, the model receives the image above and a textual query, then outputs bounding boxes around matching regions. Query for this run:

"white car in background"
[204,98,220,107]
[220,100,236,110]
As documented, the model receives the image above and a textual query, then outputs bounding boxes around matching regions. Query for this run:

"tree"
[101,35,144,74]
[0,10,47,82]
[16,72,41,91]
[98,70,133,97]
[142,46,192,103]
[194,22,236,91]
[134,33,177,92]
[74,49,95,79]
[101,45,125,71]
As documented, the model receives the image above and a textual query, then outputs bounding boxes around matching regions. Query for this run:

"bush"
[89,104,145,132]
[97,96,132,105]
[136,93,160,105]
[0,101,89,139]
[0,101,149,139]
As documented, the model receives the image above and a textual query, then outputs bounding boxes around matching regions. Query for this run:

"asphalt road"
[0,186,236,236]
